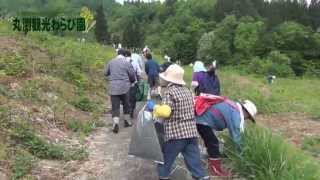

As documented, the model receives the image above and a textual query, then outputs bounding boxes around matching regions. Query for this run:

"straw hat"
[159,64,186,85]
[241,100,257,123]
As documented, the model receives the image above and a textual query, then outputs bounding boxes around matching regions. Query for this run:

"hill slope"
[1,20,320,179]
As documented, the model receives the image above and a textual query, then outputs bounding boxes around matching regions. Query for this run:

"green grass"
[12,151,36,180]
[12,121,88,161]
[67,119,96,136]
[224,125,320,180]
[183,66,320,118]
[302,136,320,158]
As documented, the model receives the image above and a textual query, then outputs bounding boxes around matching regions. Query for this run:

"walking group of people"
[105,48,258,179]
[105,46,161,133]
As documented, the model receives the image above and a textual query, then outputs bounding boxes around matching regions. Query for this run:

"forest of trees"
[1,0,320,77]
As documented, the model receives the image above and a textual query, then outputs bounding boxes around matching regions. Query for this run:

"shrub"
[71,96,95,112]
[13,123,65,160]
[224,125,320,179]
[0,54,28,76]
[18,80,40,101]
[12,152,36,180]
[248,57,272,75]
[64,147,88,161]
[12,122,88,161]
[267,51,295,77]
[247,52,295,77]
[0,106,11,129]
[67,119,96,135]
[63,68,89,88]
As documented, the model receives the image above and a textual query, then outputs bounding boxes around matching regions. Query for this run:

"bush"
[67,119,96,135]
[0,54,28,76]
[71,96,95,112]
[12,152,36,180]
[247,51,295,77]
[13,123,65,160]
[248,57,273,75]
[18,80,40,101]
[224,125,320,179]
[12,122,88,161]
[63,68,89,88]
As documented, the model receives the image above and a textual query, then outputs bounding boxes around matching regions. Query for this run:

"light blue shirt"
[196,101,244,147]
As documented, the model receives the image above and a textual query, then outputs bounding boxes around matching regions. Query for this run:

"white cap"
[241,100,257,122]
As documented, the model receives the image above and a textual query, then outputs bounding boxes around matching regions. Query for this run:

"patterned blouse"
[162,84,198,141]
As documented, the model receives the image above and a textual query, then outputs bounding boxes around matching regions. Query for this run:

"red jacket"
[194,94,226,116]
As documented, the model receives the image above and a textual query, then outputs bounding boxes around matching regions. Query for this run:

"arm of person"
[191,72,199,88]
[145,61,149,75]
[226,111,242,151]
[104,63,110,78]
[156,62,161,73]
[153,91,173,119]
[216,75,221,95]
[127,62,136,83]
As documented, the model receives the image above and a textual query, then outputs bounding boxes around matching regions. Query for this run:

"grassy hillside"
[0,20,115,178]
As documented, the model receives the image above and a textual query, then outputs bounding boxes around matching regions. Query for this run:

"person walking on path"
[105,49,136,134]
[148,64,209,180]
[192,61,220,96]
[124,50,141,118]
[144,53,160,99]
[194,94,257,177]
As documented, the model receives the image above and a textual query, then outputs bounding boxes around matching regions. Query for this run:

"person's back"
[195,72,220,95]
[105,49,136,134]
[163,84,198,140]
[131,53,144,72]
[192,61,220,96]
[106,56,135,95]
[145,58,160,76]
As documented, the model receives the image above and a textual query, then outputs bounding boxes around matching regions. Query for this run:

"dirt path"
[257,113,320,146]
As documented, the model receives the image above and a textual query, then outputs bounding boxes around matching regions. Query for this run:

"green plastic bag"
[136,81,149,101]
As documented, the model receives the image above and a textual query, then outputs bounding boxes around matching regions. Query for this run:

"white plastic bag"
[128,106,164,164]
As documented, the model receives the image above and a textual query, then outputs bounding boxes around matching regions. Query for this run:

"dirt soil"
[257,112,320,146]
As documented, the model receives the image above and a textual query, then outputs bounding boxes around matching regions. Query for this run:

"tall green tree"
[94,4,109,44]
[234,18,265,62]
[309,0,320,30]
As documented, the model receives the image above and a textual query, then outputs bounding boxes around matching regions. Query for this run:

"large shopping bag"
[136,81,149,101]
[128,105,164,164]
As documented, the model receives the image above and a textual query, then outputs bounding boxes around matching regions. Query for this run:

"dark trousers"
[196,124,220,158]
[111,92,130,118]
[128,85,137,117]
[157,138,206,179]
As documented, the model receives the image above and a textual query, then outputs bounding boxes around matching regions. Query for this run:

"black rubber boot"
[112,124,119,134]
[124,114,133,128]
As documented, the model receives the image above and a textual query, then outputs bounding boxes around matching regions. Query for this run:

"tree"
[160,11,205,64]
[94,4,109,44]
[210,15,238,65]
[197,31,215,64]
[234,18,265,62]
[122,16,143,48]
[309,0,320,30]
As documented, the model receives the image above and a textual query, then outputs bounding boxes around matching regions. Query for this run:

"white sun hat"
[159,64,186,85]
[241,100,257,123]
[193,61,207,72]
